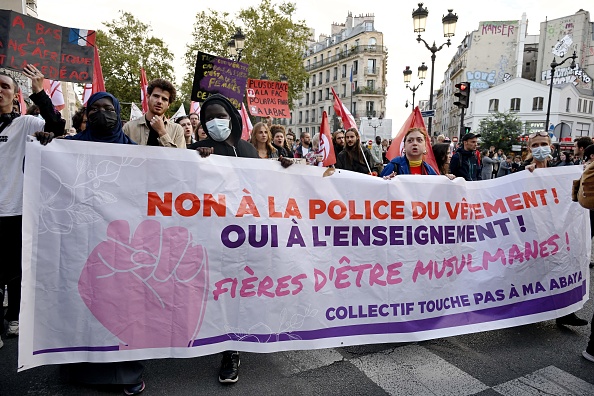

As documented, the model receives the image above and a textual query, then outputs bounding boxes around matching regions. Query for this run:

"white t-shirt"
[0,115,45,216]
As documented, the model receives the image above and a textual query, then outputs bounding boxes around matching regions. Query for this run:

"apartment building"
[291,12,388,137]
[433,9,594,142]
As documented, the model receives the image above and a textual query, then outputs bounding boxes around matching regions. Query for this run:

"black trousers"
[0,215,23,325]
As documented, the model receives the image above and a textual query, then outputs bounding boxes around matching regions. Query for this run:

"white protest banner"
[20,141,589,370]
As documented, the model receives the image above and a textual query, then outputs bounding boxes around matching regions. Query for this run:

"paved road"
[2,271,593,396]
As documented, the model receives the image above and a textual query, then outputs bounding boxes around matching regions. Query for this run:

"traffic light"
[464,127,471,134]
[454,82,470,109]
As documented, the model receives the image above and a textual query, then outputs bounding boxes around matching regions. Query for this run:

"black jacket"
[188,94,257,158]
[336,146,373,174]
[450,147,482,181]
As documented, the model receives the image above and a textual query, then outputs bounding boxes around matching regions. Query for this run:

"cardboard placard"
[191,51,248,109]
[0,10,95,83]
[246,79,290,118]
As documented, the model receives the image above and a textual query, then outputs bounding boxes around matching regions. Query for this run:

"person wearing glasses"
[525,130,588,327]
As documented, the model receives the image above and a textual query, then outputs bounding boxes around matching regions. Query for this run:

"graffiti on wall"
[541,63,592,86]
[480,22,516,37]
[466,70,496,90]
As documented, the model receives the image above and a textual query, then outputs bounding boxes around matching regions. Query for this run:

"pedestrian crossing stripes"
[275,344,594,395]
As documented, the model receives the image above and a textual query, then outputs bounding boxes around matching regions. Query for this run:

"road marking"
[493,365,594,395]
[274,348,345,375]
[350,344,489,395]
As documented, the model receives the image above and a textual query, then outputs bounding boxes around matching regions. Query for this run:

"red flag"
[140,68,149,113]
[82,46,105,105]
[240,103,252,141]
[17,90,26,115]
[190,101,201,115]
[43,80,65,111]
[320,111,336,166]
[386,106,440,174]
[330,87,356,130]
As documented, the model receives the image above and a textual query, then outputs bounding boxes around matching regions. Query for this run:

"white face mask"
[531,146,551,161]
[206,118,231,142]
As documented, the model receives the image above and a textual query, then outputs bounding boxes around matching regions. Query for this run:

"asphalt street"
[1,270,594,396]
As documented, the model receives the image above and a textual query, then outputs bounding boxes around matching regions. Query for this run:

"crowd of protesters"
[2,65,594,395]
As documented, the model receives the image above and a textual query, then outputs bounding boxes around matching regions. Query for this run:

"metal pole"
[412,90,416,108]
[459,107,465,138]
[545,63,555,132]
[428,52,436,135]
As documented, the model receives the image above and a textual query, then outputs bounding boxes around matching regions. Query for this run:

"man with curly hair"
[124,78,185,148]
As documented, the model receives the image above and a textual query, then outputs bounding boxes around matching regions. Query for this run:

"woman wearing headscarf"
[66,92,136,145]
[40,92,144,395]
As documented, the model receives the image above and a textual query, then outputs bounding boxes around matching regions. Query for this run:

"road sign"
[421,110,435,118]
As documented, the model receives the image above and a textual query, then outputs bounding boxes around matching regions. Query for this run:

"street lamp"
[227,28,246,61]
[367,115,383,136]
[412,3,458,135]
[545,50,577,131]
[403,63,427,108]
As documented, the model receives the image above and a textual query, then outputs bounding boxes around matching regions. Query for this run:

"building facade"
[433,9,594,143]
[291,12,388,137]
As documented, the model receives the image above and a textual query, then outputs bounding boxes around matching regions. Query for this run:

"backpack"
[576,162,594,210]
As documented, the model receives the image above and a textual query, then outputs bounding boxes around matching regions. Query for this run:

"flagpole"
[359,144,373,174]
[350,66,353,129]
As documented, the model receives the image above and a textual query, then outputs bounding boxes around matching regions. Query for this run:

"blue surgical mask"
[206,118,231,142]
[531,146,551,161]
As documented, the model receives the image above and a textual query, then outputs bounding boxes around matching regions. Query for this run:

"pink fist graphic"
[78,220,209,349]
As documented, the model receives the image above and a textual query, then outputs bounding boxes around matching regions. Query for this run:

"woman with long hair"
[250,122,278,159]
[380,127,438,177]
[175,115,195,146]
[270,124,293,158]
[432,143,456,179]
[336,128,373,174]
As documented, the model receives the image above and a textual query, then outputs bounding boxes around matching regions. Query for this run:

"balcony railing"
[305,45,388,72]
[364,67,378,75]
[354,87,385,95]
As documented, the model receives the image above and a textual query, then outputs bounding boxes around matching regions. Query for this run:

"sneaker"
[582,350,594,363]
[6,321,18,336]
[556,313,588,327]
[218,351,240,383]
[123,381,145,395]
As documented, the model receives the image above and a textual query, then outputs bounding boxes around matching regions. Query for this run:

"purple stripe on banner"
[33,345,119,355]
[32,281,586,354]
[191,281,586,346]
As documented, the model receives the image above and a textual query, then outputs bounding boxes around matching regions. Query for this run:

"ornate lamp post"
[412,3,458,135]
[227,28,246,61]
[367,115,383,136]
[403,63,427,109]
[545,51,577,131]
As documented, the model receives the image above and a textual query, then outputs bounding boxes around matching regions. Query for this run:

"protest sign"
[20,141,589,370]
[246,79,290,118]
[191,51,248,109]
[0,10,95,83]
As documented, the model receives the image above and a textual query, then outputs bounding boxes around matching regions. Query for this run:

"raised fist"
[78,220,209,349]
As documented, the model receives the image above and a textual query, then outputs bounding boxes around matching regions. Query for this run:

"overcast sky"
[37,0,587,126]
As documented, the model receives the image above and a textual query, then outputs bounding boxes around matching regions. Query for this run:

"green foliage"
[182,0,311,109]
[476,111,523,153]
[96,11,176,119]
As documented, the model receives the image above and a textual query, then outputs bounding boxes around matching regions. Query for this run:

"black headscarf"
[67,92,136,144]
[199,94,242,143]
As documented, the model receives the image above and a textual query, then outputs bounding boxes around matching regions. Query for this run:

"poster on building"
[0,10,95,83]
[246,79,290,118]
[191,51,248,109]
